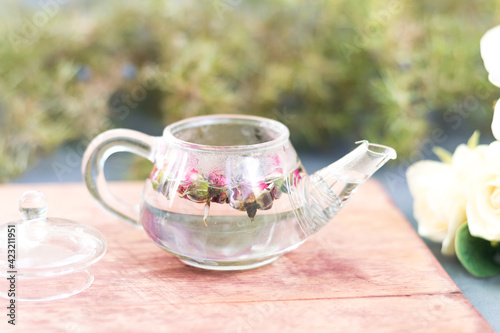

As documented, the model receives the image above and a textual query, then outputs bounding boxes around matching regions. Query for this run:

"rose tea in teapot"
[83,115,396,270]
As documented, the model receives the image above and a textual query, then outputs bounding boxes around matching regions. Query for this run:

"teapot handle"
[82,129,157,228]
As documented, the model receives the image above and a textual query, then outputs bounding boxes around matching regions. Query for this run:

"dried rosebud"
[185,168,201,182]
[242,190,257,221]
[245,201,259,221]
[280,180,290,194]
[158,179,172,199]
[208,186,229,204]
[255,183,275,210]
[230,184,259,220]
[208,172,229,187]
[229,199,245,211]
[180,180,209,203]
[268,179,281,199]
[239,182,254,198]
[256,182,269,192]
[273,185,280,198]
[292,168,303,187]
[178,168,205,200]
[149,166,162,191]
[177,184,187,195]
[280,167,303,193]
[229,182,256,213]
[229,186,246,211]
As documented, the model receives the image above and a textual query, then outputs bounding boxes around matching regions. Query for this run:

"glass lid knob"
[19,190,48,221]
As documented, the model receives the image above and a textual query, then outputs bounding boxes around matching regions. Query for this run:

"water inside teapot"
[140,173,306,267]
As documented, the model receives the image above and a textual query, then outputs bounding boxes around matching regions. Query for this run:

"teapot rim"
[162,114,290,152]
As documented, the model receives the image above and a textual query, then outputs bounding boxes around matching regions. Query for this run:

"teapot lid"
[0,190,106,301]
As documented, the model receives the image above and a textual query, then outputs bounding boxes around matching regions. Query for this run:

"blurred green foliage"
[1,0,499,181]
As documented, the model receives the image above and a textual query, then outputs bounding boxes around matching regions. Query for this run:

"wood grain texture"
[0,180,492,333]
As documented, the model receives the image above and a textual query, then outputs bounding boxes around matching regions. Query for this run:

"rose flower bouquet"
[407,26,500,277]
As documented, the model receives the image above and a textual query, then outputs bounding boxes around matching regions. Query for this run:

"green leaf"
[432,146,452,164]
[467,130,480,149]
[455,224,500,278]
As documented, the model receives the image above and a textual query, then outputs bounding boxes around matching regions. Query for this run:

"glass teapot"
[82,115,396,270]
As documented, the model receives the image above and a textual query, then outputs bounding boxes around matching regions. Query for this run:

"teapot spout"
[322,140,397,184]
[294,141,396,236]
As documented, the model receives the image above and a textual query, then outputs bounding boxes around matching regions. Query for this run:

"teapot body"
[82,114,396,270]
[140,115,308,269]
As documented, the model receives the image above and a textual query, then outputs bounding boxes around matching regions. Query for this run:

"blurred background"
[2,0,500,328]
[1,0,500,183]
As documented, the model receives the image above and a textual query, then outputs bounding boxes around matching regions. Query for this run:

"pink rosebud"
[255,183,275,211]
[229,183,253,212]
[293,168,302,187]
[256,182,269,192]
[271,185,278,199]
[238,182,254,199]
[208,172,229,187]
[184,168,200,183]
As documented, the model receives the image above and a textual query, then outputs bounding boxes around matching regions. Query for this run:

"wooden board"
[0,180,492,332]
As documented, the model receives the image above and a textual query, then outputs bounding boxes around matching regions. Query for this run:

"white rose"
[480,25,500,88]
[466,141,500,241]
[481,26,500,141]
[466,166,500,241]
[485,140,500,163]
[407,161,465,243]
[452,144,488,178]
[407,144,488,254]
[441,144,487,254]
[451,143,488,193]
